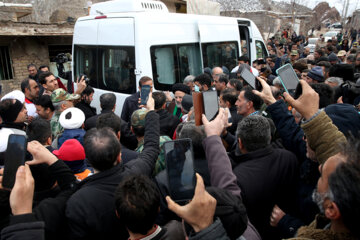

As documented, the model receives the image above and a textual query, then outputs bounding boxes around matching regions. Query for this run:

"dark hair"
[236,115,271,152]
[309,83,334,108]
[27,118,51,145]
[138,76,152,87]
[81,85,94,97]
[317,61,331,70]
[100,93,116,111]
[315,49,324,57]
[178,122,206,159]
[39,72,54,85]
[96,113,121,135]
[218,74,229,85]
[327,45,334,53]
[242,87,264,110]
[194,74,212,89]
[38,65,49,71]
[115,175,160,235]
[228,79,243,91]
[328,161,360,238]
[34,94,55,112]
[221,88,238,106]
[132,125,145,138]
[83,127,121,171]
[292,62,308,73]
[20,78,31,93]
[329,64,354,82]
[27,63,37,69]
[238,55,250,64]
[152,91,166,110]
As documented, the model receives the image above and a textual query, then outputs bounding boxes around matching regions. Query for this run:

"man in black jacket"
[85,92,138,150]
[219,88,242,135]
[153,91,180,138]
[75,85,96,121]
[232,115,298,240]
[65,93,160,240]
[121,76,153,123]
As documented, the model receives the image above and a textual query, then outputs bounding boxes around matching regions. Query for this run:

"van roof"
[90,0,169,15]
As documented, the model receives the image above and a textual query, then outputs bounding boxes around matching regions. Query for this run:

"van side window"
[202,42,238,72]
[74,45,98,88]
[74,45,136,94]
[101,47,136,94]
[153,47,176,85]
[256,40,268,59]
[151,43,202,90]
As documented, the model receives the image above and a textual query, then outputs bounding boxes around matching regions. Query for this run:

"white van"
[72,0,268,116]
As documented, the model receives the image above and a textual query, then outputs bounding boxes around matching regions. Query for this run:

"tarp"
[187,0,220,16]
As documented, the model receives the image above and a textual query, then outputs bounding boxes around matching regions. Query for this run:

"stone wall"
[0,36,72,97]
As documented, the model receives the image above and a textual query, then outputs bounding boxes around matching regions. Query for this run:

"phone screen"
[140,85,151,105]
[240,67,256,89]
[202,91,219,121]
[165,139,196,204]
[2,134,27,189]
[276,64,299,93]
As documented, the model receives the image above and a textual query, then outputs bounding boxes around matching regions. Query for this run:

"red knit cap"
[53,139,85,161]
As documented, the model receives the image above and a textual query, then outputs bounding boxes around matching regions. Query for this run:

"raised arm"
[125,93,160,176]
[202,108,240,197]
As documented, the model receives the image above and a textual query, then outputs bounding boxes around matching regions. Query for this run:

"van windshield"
[151,43,202,90]
[74,45,136,94]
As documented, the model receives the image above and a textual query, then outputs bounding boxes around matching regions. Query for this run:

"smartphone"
[192,92,204,126]
[202,91,219,121]
[2,134,27,189]
[240,67,256,89]
[276,64,299,93]
[140,85,151,105]
[165,138,196,205]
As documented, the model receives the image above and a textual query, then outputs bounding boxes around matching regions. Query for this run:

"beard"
[312,188,326,214]
[175,101,182,108]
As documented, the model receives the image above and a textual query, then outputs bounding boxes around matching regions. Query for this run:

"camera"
[79,74,90,84]
[54,53,69,64]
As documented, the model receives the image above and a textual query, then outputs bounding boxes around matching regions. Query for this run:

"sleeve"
[33,161,77,237]
[1,214,45,240]
[301,110,347,164]
[266,100,307,162]
[125,111,160,176]
[202,135,241,198]
[188,218,230,240]
[121,98,131,123]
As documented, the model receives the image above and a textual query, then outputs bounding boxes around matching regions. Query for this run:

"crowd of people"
[0,26,359,240]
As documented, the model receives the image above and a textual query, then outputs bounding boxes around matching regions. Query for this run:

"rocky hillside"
[211,0,311,13]
[312,2,341,27]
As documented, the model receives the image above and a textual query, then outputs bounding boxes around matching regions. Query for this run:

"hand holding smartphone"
[2,134,27,189]
[192,91,219,126]
[240,67,262,91]
[140,85,151,106]
[276,64,299,94]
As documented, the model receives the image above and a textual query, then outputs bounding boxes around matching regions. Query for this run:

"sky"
[276,0,358,17]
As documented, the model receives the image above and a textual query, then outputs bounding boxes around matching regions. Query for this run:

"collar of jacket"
[77,163,123,187]
[233,146,273,164]
[100,109,113,114]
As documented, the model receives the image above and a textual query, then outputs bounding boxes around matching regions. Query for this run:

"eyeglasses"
[356,58,360,61]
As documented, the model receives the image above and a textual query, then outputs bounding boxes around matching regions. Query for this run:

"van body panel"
[97,18,135,46]
[73,21,98,45]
